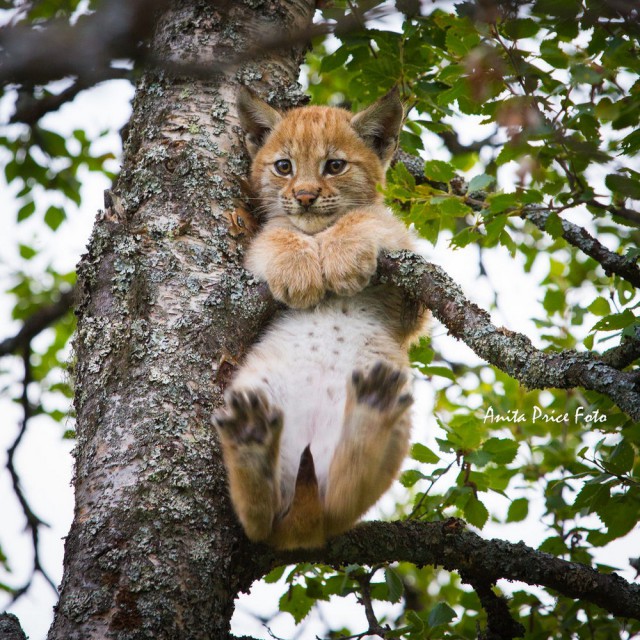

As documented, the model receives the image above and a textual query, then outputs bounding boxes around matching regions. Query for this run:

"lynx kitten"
[214,87,427,549]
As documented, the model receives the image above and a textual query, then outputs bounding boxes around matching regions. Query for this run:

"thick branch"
[600,332,640,369]
[376,251,640,420]
[274,520,640,622]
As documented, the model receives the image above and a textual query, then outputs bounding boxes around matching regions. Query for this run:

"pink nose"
[294,190,318,208]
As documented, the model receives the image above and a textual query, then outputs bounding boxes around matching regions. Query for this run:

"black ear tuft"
[350,87,404,166]
[236,87,283,157]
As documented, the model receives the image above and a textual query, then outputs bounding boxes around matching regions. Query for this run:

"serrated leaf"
[424,159,457,183]
[574,482,610,514]
[592,310,636,332]
[488,192,519,213]
[544,212,565,239]
[506,497,529,522]
[411,443,440,464]
[401,469,426,487]
[384,568,404,603]
[438,196,472,217]
[409,336,433,367]
[605,173,640,200]
[482,438,519,465]
[463,496,489,529]
[606,440,635,475]
[428,602,457,627]
[279,584,315,624]
[468,173,495,192]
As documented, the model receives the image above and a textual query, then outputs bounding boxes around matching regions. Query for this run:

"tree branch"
[524,208,640,289]
[0,614,27,640]
[0,287,75,357]
[464,577,525,640]
[274,520,640,623]
[600,331,640,369]
[6,345,59,602]
[375,251,640,421]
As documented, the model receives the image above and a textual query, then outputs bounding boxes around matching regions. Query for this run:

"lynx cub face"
[238,89,403,234]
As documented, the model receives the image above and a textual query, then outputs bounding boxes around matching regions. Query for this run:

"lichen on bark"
[49,2,315,638]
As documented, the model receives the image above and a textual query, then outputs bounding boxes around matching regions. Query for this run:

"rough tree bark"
[48,1,315,638]
[42,1,640,638]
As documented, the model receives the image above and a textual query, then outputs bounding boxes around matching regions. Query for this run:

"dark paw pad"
[352,361,412,412]
[213,389,283,445]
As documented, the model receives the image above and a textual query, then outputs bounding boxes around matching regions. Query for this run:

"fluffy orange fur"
[214,88,428,549]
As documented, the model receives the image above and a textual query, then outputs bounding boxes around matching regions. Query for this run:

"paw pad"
[213,389,283,445]
[352,361,412,412]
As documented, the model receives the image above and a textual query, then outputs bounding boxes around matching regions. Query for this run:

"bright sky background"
[0,42,638,640]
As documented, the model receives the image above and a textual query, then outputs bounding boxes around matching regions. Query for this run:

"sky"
[0,39,638,640]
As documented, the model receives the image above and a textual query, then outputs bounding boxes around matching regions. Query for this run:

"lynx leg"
[213,389,283,542]
[269,446,326,550]
[324,362,413,537]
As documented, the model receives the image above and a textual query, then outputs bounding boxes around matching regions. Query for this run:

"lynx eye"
[274,159,293,176]
[324,159,347,176]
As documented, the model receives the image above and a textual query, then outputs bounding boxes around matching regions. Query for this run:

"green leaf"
[574,482,611,514]
[587,297,611,317]
[606,441,635,475]
[506,497,529,522]
[468,173,495,192]
[605,173,640,200]
[503,18,539,39]
[438,196,472,217]
[409,336,433,366]
[411,443,440,464]
[420,365,456,381]
[540,39,569,68]
[279,584,315,624]
[264,565,286,584]
[488,192,519,214]
[463,496,489,529]
[424,159,457,183]
[592,310,636,332]
[384,568,404,603]
[428,602,457,627]
[482,438,519,465]
[17,200,36,222]
[544,212,565,239]
[44,205,66,230]
[401,469,427,487]
[18,244,37,260]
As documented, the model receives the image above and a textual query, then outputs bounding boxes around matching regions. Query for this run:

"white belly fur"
[231,295,408,508]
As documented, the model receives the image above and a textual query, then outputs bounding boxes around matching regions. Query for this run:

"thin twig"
[6,344,59,602]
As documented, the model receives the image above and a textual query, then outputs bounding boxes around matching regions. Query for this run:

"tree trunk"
[48,1,315,637]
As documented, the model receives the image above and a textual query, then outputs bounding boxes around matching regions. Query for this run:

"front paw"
[266,247,325,309]
[320,236,378,297]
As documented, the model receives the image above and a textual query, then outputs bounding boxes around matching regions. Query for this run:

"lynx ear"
[237,87,283,157]
[351,88,404,166]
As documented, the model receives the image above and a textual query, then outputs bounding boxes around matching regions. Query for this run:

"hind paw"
[213,389,283,446]
[351,361,412,417]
